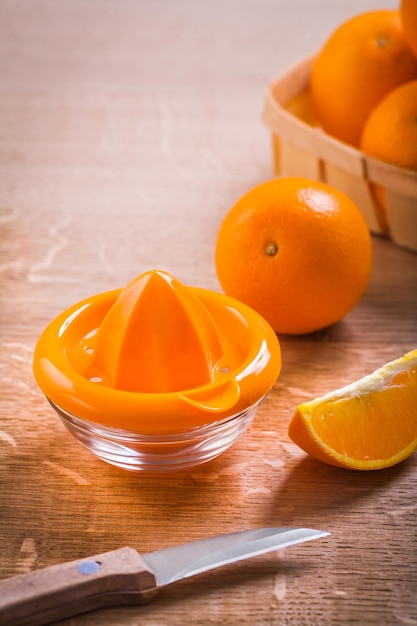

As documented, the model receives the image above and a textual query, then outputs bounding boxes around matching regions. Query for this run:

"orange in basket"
[310,10,417,147]
[401,0,417,59]
[360,79,417,221]
[288,349,417,470]
[361,79,417,172]
[215,177,373,336]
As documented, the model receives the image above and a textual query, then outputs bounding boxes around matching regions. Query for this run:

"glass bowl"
[49,399,263,471]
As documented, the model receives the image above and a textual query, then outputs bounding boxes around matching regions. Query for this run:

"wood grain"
[0,1,416,625]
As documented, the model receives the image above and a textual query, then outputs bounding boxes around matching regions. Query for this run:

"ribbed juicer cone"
[90,270,224,393]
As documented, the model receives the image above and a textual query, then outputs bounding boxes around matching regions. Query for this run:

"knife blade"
[0,527,329,626]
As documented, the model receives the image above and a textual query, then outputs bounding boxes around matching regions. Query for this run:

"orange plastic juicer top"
[90,270,224,393]
[33,270,282,434]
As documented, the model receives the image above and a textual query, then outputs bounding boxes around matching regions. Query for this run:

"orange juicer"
[33,270,282,471]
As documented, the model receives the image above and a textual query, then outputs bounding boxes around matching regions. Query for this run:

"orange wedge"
[288,349,417,470]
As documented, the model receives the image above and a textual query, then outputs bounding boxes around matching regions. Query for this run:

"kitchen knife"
[0,526,329,626]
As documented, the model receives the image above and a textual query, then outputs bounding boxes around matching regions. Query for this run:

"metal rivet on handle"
[78,561,100,575]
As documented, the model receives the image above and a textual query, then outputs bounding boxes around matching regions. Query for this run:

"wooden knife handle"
[0,546,157,626]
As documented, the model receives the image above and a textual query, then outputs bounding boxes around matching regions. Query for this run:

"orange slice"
[288,349,417,470]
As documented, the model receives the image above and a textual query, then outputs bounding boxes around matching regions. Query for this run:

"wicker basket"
[262,56,417,253]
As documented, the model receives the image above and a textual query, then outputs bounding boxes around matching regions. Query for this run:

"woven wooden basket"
[262,56,417,253]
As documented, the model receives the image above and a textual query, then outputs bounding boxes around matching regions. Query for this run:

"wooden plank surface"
[1,1,416,625]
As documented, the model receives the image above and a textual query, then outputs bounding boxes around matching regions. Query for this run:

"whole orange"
[310,10,417,147]
[361,79,417,171]
[214,177,373,335]
[401,0,417,59]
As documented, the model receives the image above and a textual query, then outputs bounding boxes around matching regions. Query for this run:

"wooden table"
[1,1,416,624]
